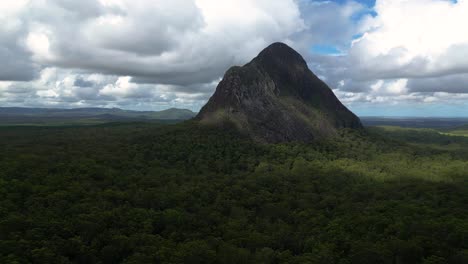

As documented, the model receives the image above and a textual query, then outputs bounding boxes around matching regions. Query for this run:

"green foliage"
[0,122,466,263]
[443,124,468,137]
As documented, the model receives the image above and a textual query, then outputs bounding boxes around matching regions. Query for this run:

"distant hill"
[452,124,468,130]
[442,124,468,137]
[147,108,197,120]
[0,107,196,126]
[196,42,362,143]
[361,116,468,129]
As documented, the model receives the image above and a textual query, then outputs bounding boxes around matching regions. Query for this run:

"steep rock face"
[196,42,362,143]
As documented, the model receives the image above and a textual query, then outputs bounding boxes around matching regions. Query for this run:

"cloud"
[0,0,306,109]
[1,0,467,115]
[74,76,95,88]
[0,0,363,99]
[294,0,368,52]
[348,0,468,80]
[309,0,468,115]
[407,73,468,94]
[0,67,213,111]
[0,0,39,81]
[18,0,304,86]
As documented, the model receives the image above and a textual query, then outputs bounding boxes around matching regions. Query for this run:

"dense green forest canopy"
[0,121,467,263]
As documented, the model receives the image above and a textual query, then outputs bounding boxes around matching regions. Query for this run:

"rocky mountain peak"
[196,42,362,143]
[254,42,308,68]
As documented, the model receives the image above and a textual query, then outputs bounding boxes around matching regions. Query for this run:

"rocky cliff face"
[196,42,362,143]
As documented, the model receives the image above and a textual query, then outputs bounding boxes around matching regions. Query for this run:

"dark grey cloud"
[0,24,38,81]
[18,0,303,86]
[407,74,468,94]
[306,47,468,95]
[74,76,95,87]
[3,82,35,94]
[0,49,38,81]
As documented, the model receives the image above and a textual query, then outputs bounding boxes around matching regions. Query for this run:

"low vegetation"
[0,122,467,263]
[443,125,468,137]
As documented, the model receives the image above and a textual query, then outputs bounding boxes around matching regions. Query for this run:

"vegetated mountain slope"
[196,42,362,143]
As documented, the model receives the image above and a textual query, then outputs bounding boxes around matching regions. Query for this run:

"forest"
[0,121,467,263]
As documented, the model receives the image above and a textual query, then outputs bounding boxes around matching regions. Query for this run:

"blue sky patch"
[311,44,342,55]
[323,0,376,8]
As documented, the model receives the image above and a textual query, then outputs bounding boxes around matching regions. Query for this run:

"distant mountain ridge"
[0,107,196,126]
[0,107,196,120]
[361,116,468,128]
[196,42,362,143]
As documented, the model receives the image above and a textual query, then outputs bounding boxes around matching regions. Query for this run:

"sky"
[0,0,467,117]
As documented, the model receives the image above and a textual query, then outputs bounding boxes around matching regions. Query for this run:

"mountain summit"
[196,42,362,142]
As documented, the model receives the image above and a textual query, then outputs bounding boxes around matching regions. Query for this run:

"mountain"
[148,108,197,120]
[0,107,196,125]
[196,42,362,142]
[361,116,468,129]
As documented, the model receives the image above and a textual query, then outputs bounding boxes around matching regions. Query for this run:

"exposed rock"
[196,42,362,143]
